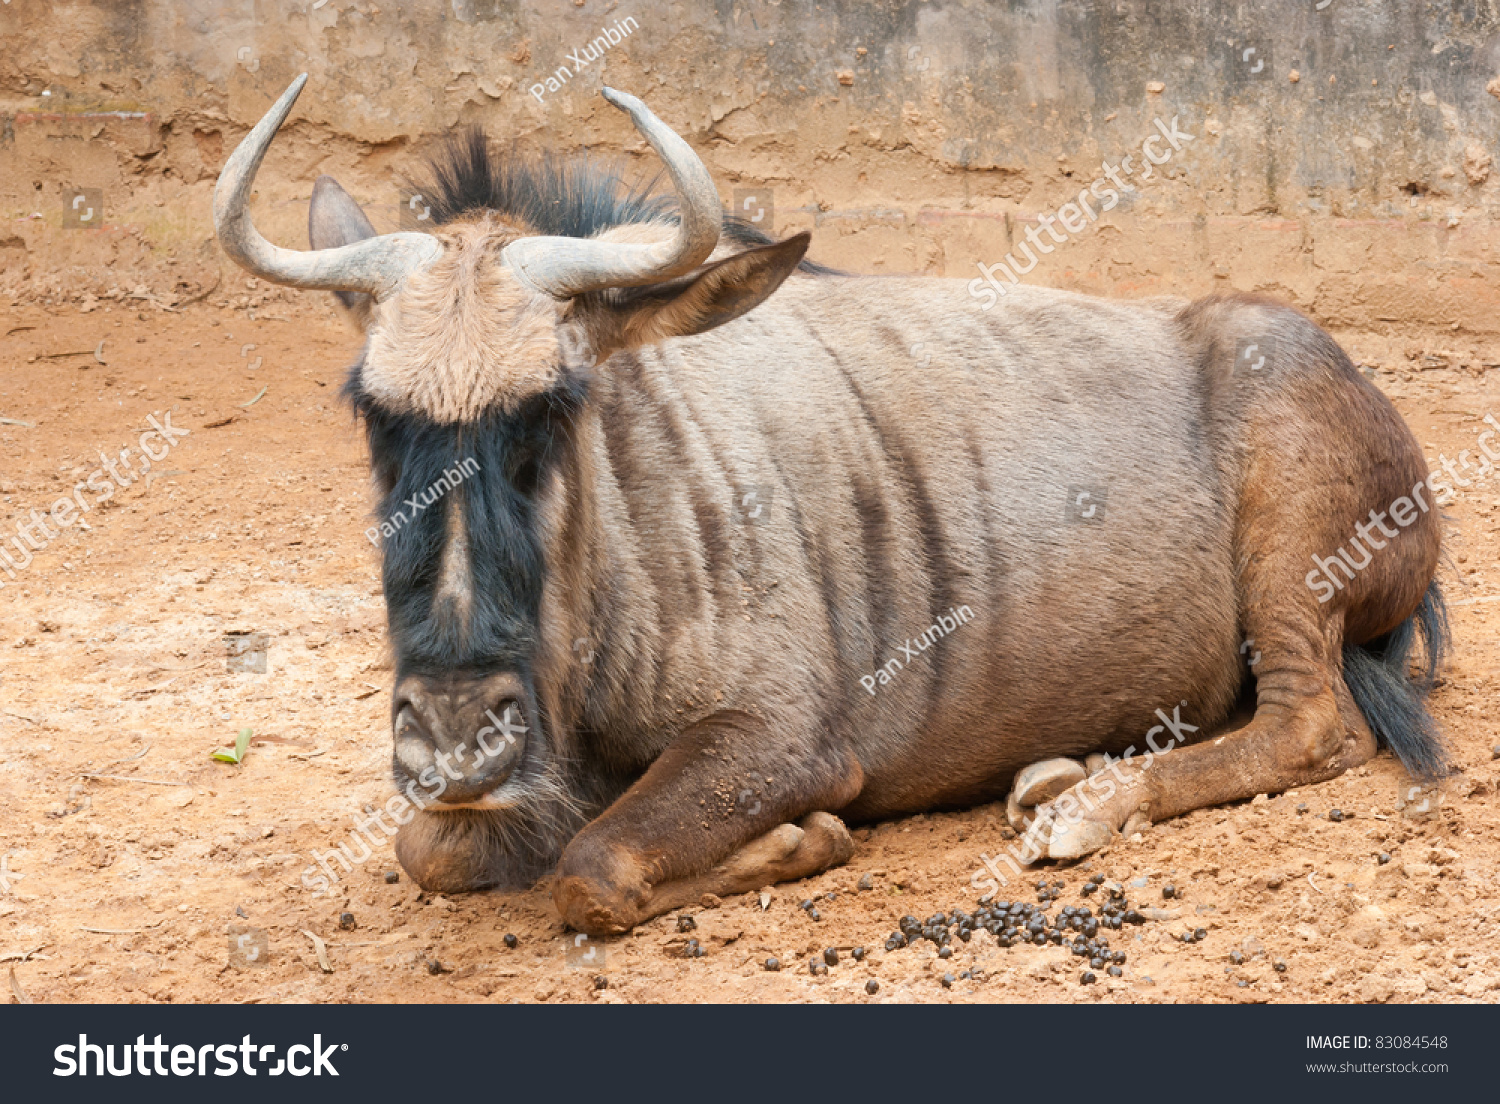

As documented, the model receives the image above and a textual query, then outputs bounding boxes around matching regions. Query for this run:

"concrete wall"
[3,0,1500,332]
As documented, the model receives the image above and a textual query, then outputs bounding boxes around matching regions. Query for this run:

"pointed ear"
[308,175,379,328]
[583,232,811,358]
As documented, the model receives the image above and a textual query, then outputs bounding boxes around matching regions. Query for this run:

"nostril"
[394,702,425,740]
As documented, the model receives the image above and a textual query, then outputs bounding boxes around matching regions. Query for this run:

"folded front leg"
[552,710,863,934]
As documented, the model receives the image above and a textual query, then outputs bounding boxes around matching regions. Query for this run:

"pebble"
[339,912,356,931]
[1107,965,1122,977]
[941,973,955,988]
[1328,809,1345,823]
[682,939,704,958]
[594,976,608,990]
[809,960,827,976]
[858,874,875,890]
[1081,971,1097,985]
[1274,959,1288,973]
[866,979,880,995]
[1377,852,1391,865]
[503,933,518,949]
[823,947,839,967]
[851,946,866,961]
[1162,884,1177,900]
[676,915,697,933]
[808,908,822,922]
[764,957,780,971]
[384,871,400,884]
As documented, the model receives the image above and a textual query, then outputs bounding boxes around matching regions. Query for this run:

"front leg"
[552,710,863,934]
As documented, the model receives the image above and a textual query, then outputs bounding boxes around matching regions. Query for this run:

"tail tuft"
[1342,579,1450,780]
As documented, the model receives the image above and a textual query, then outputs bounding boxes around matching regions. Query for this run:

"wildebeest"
[215,75,1447,934]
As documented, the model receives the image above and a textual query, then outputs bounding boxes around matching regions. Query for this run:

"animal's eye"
[513,456,542,498]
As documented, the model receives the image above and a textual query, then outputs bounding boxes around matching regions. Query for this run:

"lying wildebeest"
[215,75,1447,934]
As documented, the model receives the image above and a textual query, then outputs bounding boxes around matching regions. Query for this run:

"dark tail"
[1341,578,1450,779]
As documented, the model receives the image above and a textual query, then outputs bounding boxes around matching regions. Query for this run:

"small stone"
[384,871,400,884]
[1162,884,1177,900]
[338,912,356,931]
[593,975,608,990]
[764,957,780,971]
[1328,809,1345,823]
[1274,959,1288,973]
[851,946,866,961]
[858,873,874,890]
[503,933,518,949]
[1081,971,1097,984]
[823,947,839,967]
[676,915,697,933]
[808,908,822,922]
[941,972,956,988]
[865,979,880,995]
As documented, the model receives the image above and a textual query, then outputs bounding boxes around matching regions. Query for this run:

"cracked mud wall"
[3,0,1500,332]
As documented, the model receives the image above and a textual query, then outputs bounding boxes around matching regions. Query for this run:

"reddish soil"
[2,296,1498,1004]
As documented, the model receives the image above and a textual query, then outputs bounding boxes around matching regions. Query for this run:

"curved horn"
[214,74,441,298]
[501,87,723,298]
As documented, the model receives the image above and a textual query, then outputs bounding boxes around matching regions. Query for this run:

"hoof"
[1005,789,1037,833]
[1014,757,1087,807]
[1042,817,1115,860]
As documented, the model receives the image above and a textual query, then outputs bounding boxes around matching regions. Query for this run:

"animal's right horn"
[214,74,441,298]
[500,87,723,299]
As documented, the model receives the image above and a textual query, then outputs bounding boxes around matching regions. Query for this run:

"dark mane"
[407,126,834,274]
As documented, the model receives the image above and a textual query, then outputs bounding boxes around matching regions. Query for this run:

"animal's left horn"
[214,74,441,297]
[500,88,723,298]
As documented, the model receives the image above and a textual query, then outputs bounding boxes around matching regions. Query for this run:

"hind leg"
[1034,301,1440,858]
[1033,597,1375,859]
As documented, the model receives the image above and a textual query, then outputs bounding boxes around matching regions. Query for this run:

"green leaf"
[212,727,254,765]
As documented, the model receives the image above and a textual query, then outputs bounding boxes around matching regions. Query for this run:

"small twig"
[37,349,96,360]
[78,921,165,934]
[97,742,151,770]
[2,711,39,725]
[80,772,186,786]
[92,339,107,366]
[239,386,268,409]
[301,930,334,973]
[164,273,222,312]
[0,945,48,964]
[1306,872,1324,895]
[0,416,34,428]
[9,967,31,1004]
[4,325,36,337]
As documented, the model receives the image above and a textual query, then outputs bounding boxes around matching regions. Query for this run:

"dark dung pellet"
[503,933,518,949]
[866,979,880,995]
[823,947,839,967]
[765,957,780,971]
[676,915,697,933]
[338,912,356,931]
[384,871,400,884]
[594,975,608,990]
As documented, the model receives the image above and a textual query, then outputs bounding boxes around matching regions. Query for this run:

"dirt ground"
[2,293,1499,1005]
